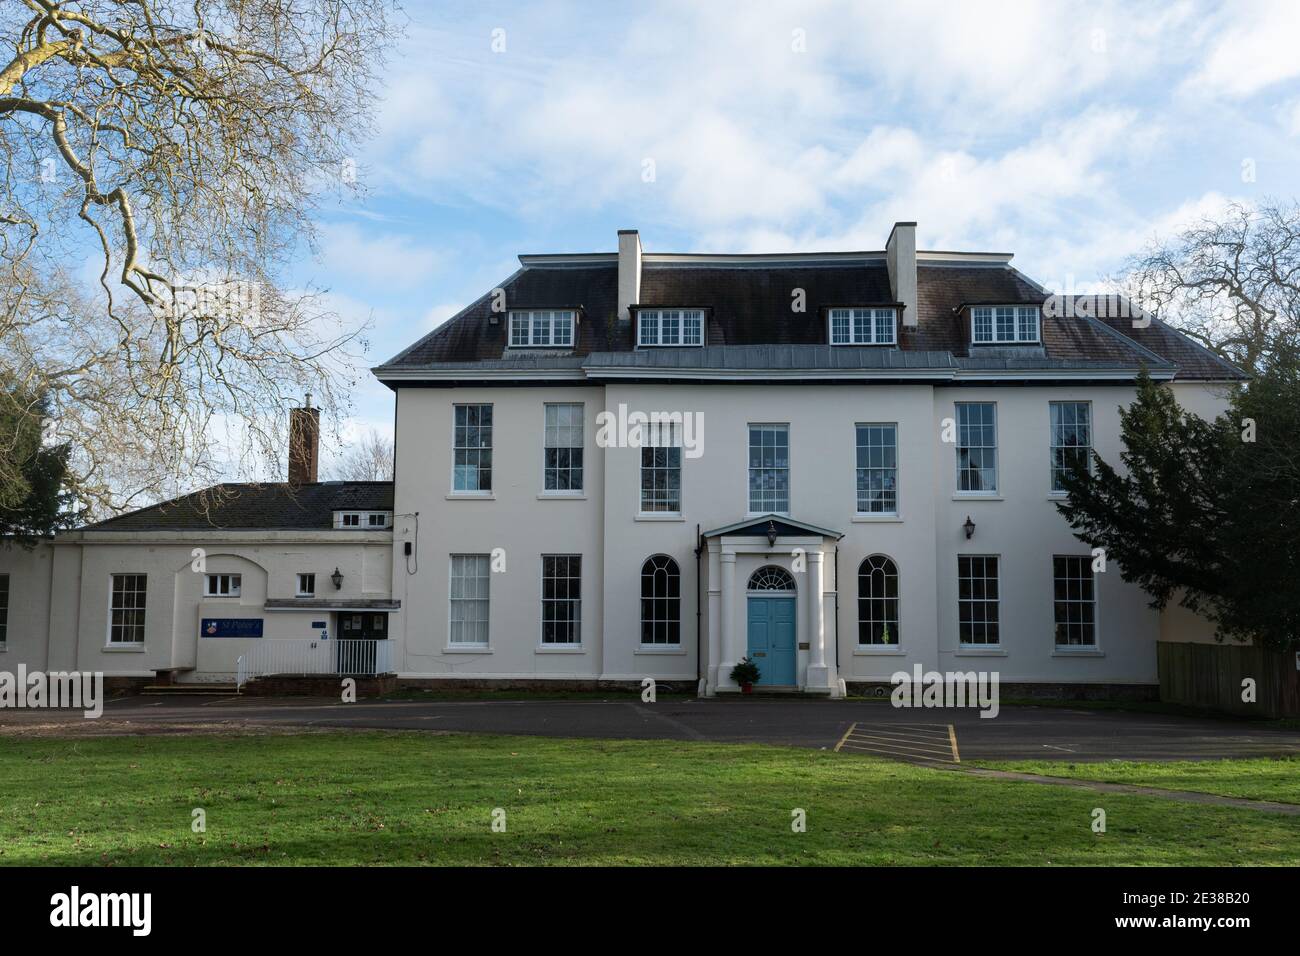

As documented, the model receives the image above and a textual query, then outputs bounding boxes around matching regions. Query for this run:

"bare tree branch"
[0,0,400,516]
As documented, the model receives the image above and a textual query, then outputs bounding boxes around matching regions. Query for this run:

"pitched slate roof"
[85,482,394,532]
[377,251,1246,382]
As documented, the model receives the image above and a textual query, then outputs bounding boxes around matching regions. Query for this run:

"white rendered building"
[0,223,1241,695]
[374,224,1241,696]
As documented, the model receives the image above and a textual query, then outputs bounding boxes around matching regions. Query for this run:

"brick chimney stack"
[288,394,320,485]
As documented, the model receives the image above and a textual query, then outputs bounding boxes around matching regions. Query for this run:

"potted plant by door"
[731,657,761,695]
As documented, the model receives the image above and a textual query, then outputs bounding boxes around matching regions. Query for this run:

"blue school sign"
[200,618,264,638]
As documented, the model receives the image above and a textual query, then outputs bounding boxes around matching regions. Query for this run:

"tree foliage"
[1056,369,1299,651]
[0,378,78,540]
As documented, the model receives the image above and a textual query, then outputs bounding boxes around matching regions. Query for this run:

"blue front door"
[746,597,797,685]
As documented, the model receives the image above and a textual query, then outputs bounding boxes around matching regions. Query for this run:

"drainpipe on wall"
[833,545,840,673]
[694,524,703,693]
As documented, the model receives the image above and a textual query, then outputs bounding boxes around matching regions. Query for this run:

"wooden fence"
[1157,641,1300,718]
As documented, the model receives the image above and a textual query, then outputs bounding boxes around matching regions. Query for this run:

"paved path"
[3,694,1298,763]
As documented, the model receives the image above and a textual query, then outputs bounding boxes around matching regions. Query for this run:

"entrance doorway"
[746,566,797,686]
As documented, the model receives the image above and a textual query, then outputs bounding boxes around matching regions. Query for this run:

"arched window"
[640,556,680,645]
[858,555,900,645]
[748,565,796,592]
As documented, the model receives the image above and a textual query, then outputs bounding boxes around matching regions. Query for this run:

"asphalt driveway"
[4,694,1298,763]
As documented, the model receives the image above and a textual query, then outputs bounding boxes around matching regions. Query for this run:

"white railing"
[235,639,394,689]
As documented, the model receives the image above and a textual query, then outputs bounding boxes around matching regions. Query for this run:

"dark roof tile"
[86,482,393,532]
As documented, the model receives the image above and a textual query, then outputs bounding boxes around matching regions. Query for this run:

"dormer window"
[508,310,575,348]
[335,511,392,529]
[638,309,704,347]
[829,308,896,345]
[972,306,1040,344]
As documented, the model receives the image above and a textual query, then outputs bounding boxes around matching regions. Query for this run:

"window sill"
[636,645,687,655]
[851,514,902,523]
[536,645,585,654]
[538,493,587,500]
[635,513,685,522]
[446,492,495,500]
[103,644,146,653]
[0,644,7,652]
[952,494,1002,501]
[853,647,906,656]
[444,645,492,654]
[1052,648,1104,657]
[745,512,790,519]
[953,647,1007,657]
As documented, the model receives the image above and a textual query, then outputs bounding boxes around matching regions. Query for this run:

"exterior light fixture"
[330,567,344,590]
[766,520,779,548]
[963,516,976,540]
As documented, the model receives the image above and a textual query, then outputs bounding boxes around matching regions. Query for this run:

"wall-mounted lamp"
[330,567,344,590]
[766,520,779,548]
[963,516,976,540]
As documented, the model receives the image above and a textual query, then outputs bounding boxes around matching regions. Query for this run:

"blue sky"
[299,0,1300,469]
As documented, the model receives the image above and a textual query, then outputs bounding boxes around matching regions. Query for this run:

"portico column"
[804,548,832,691]
[718,550,738,687]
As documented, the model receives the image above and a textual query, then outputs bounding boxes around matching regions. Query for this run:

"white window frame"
[204,573,241,597]
[971,305,1040,344]
[335,511,391,529]
[857,555,901,647]
[639,420,682,515]
[296,573,316,597]
[829,307,897,345]
[854,423,898,515]
[449,554,491,647]
[451,403,493,494]
[639,555,682,647]
[508,310,576,348]
[1053,555,1099,649]
[1049,401,1092,494]
[747,423,790,515]
[108,573,147,645]
[637,309,704,347]
[542,402,585,494]
[540,554,582,646]
[955,402,998,495]
[957,555,1000,647]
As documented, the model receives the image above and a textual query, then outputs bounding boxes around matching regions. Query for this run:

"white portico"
[703,515,844,697]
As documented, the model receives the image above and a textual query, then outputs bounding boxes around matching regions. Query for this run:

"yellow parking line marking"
[834,721,857,752]
[948,724,961,763]
[845,736,955,758]
[839,741,954,762]
[847,728,951,746]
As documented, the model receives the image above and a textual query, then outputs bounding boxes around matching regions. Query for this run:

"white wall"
[392,379,1233,687]
[392,386,607,678]
[3,532,391,680]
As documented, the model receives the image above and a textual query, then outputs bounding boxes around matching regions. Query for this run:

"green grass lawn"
[0,731,1295,866]
[974,756,1300,805]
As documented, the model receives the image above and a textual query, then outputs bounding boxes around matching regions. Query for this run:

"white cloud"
[316,222,439,290]
[1186,0,1300,98]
